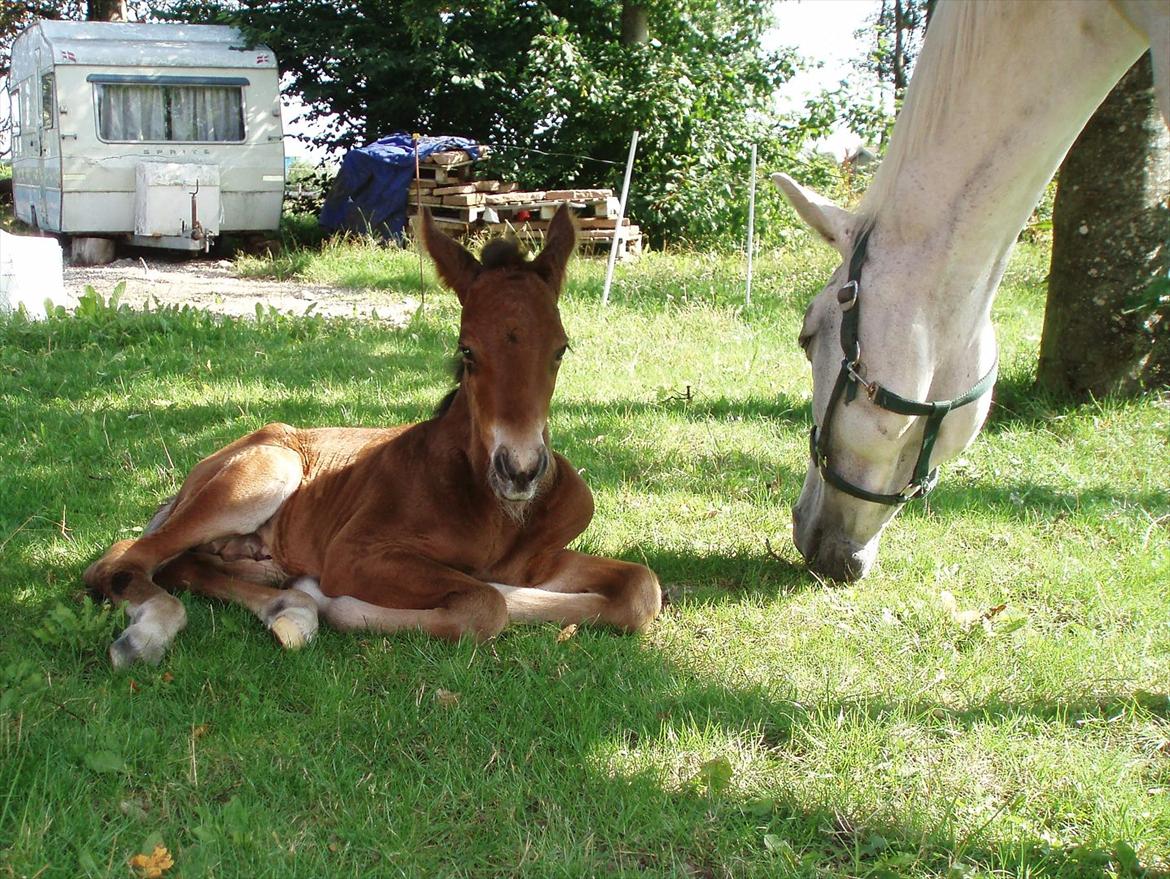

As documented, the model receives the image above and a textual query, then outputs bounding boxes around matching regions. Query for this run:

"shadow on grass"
[912,479,1170,524]
[1,571,1160,878]
[982,370,1169,433]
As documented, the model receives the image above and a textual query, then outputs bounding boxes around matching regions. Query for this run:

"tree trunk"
[1037,54,1170,398]
[620,3,648,46]
[893,0,906,99]
[87,0,126,21]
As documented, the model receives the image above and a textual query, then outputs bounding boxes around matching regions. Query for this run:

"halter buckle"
[846,360,875,397]
[837,280,859,311]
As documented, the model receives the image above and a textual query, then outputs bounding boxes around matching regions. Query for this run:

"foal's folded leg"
[491,549,662,632]
[155,553,319,649]
[306,549,509,642]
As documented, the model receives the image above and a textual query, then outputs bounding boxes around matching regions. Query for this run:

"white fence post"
[602,129,639,307]
[746,143,757,306]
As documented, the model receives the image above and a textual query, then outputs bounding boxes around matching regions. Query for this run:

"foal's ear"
[532,203,576,295]
[416,207,482,303]
[772,173,857,258]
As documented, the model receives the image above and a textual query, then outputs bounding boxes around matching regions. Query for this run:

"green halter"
[810,227,999,506]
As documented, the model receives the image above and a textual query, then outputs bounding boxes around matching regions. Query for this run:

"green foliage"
[854,0,930,100]
[0,659,47,713]
[32,598,124,656]
[152,0,821,246]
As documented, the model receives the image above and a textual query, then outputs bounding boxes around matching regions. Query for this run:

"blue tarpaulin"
[319,133,481,241]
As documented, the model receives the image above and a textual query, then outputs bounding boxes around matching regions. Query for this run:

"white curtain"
[98,85,242,142]
[98,85,166,141]
[168,87,243,141]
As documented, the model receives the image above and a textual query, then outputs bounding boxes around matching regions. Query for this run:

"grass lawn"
[1,233,1167,878]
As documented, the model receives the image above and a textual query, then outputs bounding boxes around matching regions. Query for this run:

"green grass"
[1,235,1167,879]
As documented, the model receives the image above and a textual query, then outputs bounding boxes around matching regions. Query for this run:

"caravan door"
[9,79,39,227]
[36,70,62,231]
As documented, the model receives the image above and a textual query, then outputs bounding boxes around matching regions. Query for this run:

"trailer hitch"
[189,180,210,253]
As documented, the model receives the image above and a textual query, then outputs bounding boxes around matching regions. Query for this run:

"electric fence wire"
[487,139,852,185]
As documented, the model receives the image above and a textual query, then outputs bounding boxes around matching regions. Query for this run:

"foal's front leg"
[302,545,509,642]
[491,550,662,632]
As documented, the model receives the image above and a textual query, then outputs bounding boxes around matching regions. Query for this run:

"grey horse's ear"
[415,207,482,303]
[532,203,576,296]
[772,173,858,258]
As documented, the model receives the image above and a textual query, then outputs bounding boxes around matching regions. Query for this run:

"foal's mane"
[857,1,999,221]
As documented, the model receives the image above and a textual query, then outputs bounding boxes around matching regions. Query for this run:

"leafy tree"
[783,0,930,177]
[155,0,806,246]
[857,0,929,104]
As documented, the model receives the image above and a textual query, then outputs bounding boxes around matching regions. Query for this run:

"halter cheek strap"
[810,227,998,506]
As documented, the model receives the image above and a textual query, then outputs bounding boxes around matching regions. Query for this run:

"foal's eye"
[459,346,475,362]
[798,333,813,359]
[554,344,569,362]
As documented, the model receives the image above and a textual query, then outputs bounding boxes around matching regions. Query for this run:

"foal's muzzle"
[490,445,550,501]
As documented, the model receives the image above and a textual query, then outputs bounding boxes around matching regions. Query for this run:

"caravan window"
[9,88,20,156]
[9,88,19,138]
[41,73,55,129]
[92,76,246,143]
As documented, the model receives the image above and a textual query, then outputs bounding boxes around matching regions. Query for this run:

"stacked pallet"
[407,149,642,259]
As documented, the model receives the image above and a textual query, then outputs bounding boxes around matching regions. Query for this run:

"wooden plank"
[416,165,471,184]
[473,180,500,192]
[593,196,621,219]
[407,204,482,223]
[543,188,612,201]
[484,191,546,206]
[407,194,445,206]
[443,193,485,207]
[425,150,475,166]
[432,183,478,196]
[577,217,630,229]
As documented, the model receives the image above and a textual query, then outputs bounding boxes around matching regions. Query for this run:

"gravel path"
[64,256,417,325]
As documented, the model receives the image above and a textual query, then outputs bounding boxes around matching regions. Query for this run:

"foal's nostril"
[531,448,550,482]
[492,449,515,482]
[492,447,549,490]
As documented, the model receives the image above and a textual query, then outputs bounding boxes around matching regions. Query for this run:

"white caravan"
[7,20,284,251]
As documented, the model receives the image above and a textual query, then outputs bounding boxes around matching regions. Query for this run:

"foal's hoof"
[264,593,319,650]
[270,609,317,650]
[109,625,167,669]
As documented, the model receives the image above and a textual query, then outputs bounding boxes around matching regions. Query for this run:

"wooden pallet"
[484,220,643,260]
[406,144,639,258]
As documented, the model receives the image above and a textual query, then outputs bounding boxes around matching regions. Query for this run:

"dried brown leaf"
[129,844,174,878]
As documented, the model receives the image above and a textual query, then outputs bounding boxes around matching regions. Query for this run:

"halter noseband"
[810,227,999,506]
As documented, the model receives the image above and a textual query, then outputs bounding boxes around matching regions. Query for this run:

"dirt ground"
[63,253,417,325]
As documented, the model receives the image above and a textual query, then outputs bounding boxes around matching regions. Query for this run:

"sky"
[2,1,879,162]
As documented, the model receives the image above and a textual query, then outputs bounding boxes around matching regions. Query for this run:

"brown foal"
[84,205,662,667]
